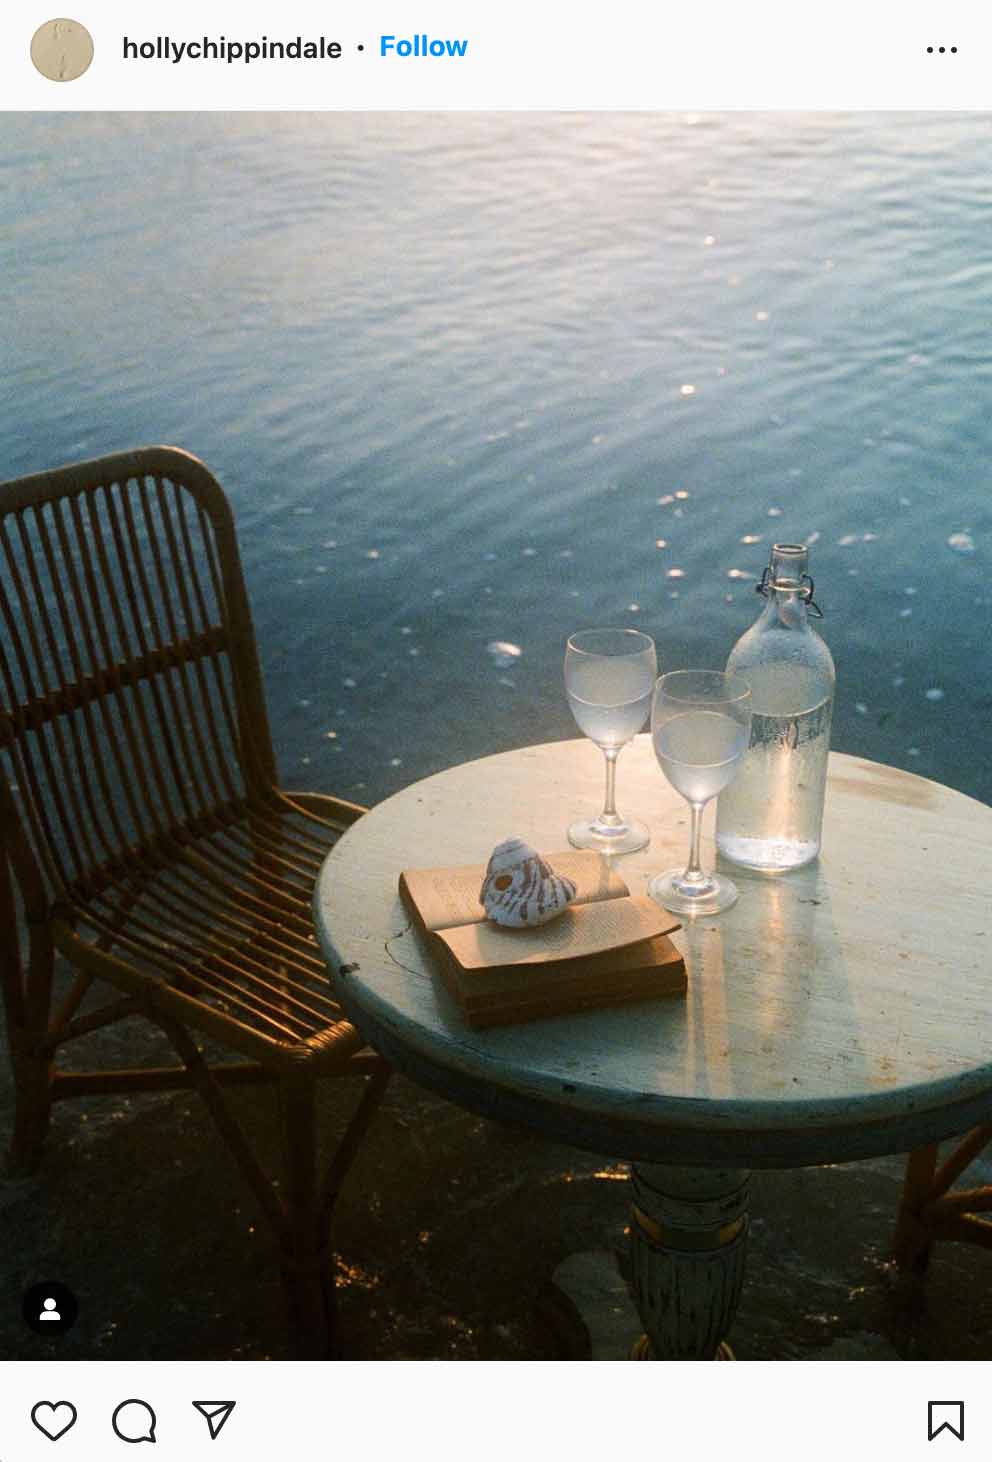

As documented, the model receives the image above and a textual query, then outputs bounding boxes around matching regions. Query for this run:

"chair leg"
[319,1060,392,1230]
[3,882,56,1173]
[278,1062,392,1359]
[160,1019,388,1357]
[892,1143,938,1273]
[8,1037,54,1173]
[279,1073,337,1359]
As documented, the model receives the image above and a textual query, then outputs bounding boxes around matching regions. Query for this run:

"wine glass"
[649,669,752,915]
[564,628,657,854]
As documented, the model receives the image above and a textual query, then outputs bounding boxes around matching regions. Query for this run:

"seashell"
[479,837,577,928]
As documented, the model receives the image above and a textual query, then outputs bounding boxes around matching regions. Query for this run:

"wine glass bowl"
[564,628,657,855]
[649,669,752,915]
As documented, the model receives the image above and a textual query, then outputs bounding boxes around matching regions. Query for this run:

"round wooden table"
[314,739,992,1358]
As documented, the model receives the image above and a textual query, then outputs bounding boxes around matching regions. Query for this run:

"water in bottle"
[716,543,835,871]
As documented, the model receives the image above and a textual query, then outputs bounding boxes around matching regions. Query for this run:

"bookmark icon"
[192,1402,236,1441]
[928,1402,964,1442]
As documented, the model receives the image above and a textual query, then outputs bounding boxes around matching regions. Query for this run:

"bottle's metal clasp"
[756,568,824,617]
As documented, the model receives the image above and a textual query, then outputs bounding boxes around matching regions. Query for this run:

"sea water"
[2,113,990,809]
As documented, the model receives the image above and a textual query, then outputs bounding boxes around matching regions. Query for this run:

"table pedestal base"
[630,1334,735,1360]
[629,1164,750,1360]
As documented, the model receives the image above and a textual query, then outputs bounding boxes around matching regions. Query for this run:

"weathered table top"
[314,740,992,1168]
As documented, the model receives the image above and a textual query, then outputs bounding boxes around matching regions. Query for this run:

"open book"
[399,849,685,1027]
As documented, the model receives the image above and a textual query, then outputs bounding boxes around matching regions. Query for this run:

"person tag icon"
[22,1281,79,1337]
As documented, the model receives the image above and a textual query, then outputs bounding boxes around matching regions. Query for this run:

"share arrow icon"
[192,1401,236,1440]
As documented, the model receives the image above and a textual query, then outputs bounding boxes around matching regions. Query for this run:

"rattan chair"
[893,1129,992,1272]
[0,446,390,1357]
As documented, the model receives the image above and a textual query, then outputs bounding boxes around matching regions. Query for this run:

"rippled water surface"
[3,113,990,805]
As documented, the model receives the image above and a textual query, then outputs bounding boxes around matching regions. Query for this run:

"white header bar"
[2,0,990,110]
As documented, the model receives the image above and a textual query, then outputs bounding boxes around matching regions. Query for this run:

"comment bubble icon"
[112,1400,157,1444]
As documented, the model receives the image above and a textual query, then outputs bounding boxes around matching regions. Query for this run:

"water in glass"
[564,628,657,855]
[648,669,752,917]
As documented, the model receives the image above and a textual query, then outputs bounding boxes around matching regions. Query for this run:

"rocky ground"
[3,997,991,1362]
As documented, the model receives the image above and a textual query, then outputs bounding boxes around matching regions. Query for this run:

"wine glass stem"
[683,801,707,884]
[601,747,621,826]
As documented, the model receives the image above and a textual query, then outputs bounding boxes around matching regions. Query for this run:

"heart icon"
[31,1402,78,1441]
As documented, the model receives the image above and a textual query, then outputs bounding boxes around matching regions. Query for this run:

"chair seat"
[50,791,362,1072]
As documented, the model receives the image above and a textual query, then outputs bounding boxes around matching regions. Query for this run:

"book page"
[436,895,680,970]
[401,849,627,932]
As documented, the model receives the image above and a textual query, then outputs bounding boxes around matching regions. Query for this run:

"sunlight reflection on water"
[3,111,990,803]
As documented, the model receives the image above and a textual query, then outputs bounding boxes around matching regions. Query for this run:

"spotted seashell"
[479,837,578,928]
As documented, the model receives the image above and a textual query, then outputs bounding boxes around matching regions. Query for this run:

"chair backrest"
[0,447,278,912]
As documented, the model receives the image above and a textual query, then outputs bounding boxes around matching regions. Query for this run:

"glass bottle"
[715,543,835,870]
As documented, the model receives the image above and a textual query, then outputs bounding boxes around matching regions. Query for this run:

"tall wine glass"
[649,669,752,915]
[564,628,657,854]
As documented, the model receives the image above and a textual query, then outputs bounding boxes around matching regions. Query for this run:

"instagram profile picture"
[31,18,94,81]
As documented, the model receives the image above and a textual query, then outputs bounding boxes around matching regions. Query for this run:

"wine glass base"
[567,816,651,856]
[647,869,739,917]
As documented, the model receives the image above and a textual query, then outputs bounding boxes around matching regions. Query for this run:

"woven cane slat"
[67,808,344,1046]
